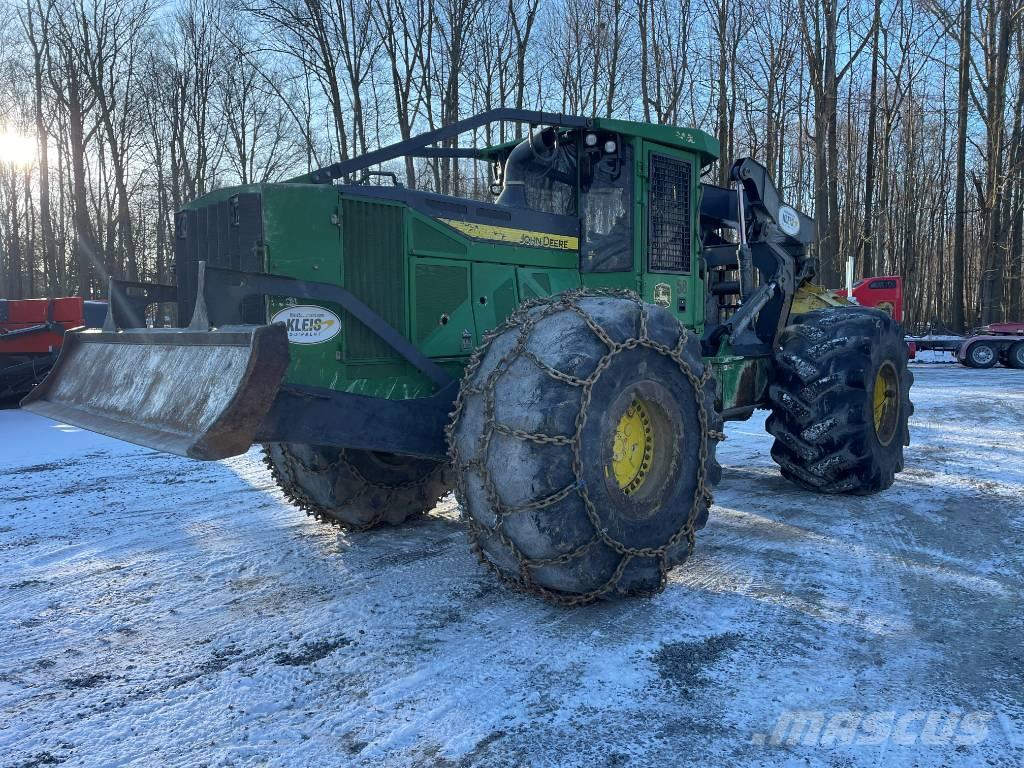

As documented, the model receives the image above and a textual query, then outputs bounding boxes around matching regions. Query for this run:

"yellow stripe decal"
[438,218,579,251]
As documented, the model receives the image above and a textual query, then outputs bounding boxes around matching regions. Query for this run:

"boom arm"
[700,158,817,355]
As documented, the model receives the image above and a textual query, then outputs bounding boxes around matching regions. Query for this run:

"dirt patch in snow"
[652,632,744,688]
[274,637,352,666]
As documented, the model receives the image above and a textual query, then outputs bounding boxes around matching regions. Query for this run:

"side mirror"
[490,161,504,197]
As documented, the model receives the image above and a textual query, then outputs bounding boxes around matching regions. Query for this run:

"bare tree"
[0,0,1019,327]
[45,0,102,296]
[798,0,874,284]
[373,0,432,185]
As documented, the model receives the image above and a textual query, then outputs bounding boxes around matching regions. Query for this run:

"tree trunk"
[859,0,881,279]
[951,0,971,330]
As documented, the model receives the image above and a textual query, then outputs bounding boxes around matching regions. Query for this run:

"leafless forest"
[0,0,1022,330]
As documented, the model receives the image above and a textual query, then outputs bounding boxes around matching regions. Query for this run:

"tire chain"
[446,288,725,606]
[261,444,448,532]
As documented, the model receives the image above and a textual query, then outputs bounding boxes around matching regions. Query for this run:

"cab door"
[641,143,703,331]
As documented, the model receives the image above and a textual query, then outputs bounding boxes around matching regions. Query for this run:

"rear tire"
[1006,341,1024,370]
[964,342,998,368]
[448,291,721,604]
[767,307,913,494]
[263,444,451,531]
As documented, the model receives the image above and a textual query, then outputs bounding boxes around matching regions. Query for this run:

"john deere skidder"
[24,109,913,603]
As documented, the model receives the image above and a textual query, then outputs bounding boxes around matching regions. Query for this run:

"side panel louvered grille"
[342,199,407,361]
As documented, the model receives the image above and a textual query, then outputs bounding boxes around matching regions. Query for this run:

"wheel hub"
[872,362,900,446]
[972,345,995,365]
[611,399,655,495]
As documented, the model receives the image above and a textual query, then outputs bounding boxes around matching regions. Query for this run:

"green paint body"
[184,119,766,416]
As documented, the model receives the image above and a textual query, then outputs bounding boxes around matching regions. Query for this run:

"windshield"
[496,130,577,216]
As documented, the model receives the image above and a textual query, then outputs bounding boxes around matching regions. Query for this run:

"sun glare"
[0,129,37,168]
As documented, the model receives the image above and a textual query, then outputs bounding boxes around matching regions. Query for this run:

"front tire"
[447,291,722,604]
[767,307,913,494]
[263,444,450,530]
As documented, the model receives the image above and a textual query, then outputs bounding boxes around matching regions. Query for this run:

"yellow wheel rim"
[872,362,899,446]
[611,399,655,495]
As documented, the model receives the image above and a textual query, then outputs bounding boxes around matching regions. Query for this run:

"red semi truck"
[0,297,106,399]
[836,276,904,323]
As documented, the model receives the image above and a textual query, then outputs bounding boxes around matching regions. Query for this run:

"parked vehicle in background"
[835,276,904,322]
[0,298,106,400]
[956,322,1024,369]
[905,322,1024,369]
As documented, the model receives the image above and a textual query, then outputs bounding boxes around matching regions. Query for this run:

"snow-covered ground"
[1,364,1022,767]
[911,348,957,364]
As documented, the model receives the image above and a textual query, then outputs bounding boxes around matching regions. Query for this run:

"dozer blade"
[21,324,290,460]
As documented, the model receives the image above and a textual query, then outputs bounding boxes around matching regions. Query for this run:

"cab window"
[648,153,693,273]
[580,141,633,273]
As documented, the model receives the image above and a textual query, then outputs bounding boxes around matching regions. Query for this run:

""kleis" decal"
[270,305,342,345]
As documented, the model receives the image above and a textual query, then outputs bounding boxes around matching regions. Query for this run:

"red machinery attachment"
[0,297,106,399]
